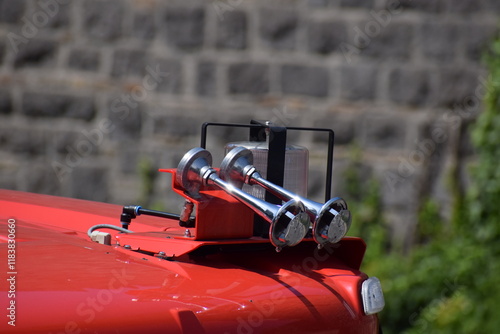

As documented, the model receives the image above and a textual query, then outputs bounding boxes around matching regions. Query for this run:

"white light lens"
[361,277,385,315]
[225,142,309,198]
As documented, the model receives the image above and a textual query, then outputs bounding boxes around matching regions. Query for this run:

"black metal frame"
[200,120,335,203]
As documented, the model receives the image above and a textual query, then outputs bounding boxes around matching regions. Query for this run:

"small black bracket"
[249,120,287,204]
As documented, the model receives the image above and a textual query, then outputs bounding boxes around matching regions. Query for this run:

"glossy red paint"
[162,168,256,241]
[0,189,379,333]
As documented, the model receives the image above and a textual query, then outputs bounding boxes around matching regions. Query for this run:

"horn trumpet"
[176,148,311,251]
[220,146,351,248]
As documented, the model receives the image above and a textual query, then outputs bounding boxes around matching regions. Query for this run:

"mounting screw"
[124,245,131,249]
[158,251,166,257]
[184,229,192,237]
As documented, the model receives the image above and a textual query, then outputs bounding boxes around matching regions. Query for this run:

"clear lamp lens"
[361,277,385,315]
[224,142,308,199]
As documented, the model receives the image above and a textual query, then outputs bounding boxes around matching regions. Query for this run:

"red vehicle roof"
[0,189,379,333]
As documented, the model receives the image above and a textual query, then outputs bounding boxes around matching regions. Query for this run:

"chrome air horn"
[176,148,311,251]
[220,146,351,248]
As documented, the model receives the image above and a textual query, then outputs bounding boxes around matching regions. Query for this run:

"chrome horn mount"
[220,146,352,248]
[176,148,311,251]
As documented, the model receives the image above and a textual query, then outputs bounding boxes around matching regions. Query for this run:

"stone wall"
[0,0,498,245]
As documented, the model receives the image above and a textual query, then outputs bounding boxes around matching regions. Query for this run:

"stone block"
[228,63,269,95]
[381,168,420,211]
[388,67,432,106]
[362,114,407,150]
[65,99,96,121]
[281,64,329,97]
[118,146,162,176]
[397,0,444,13]
[133,11,156,40]
[308,21,347,55]
[340,0,374,8]
[107,98,143,141]
[417,121,450,183]
[216,10,247,50]
[164,7,205,49]
[411,121,453,214]
[83,0,123,41]
[70,166,109,202]
[459,120,476,158]
[153,114,199,138]
[22,163,62,195]
[259,9,298,50]
[13,38,57,68]
[307,0,336,7]
[0,167,17,190]
[52,131,82,154]
[44,1,71,28]
[361,23,413,60]
[337,159,376,200]
[118,148,145,175]
[307,164,333,202]
[68,48,100,71]
[111,49,147,78]
[0,90,13,114]
[0,42,4,64]
[197,61,216,97]
[437,68,479,108]
[150,58,183,94]
[0,0,25,23]
[313,114,355,145]
[463,24,497,62]
[22,92,96,121]
[421,22,458,63]
[482,0,500,11]
[447,0,481,13]
[0,127,46,155]
[340,64,377,101]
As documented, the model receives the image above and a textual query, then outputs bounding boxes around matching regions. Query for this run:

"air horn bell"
[219,146,352,248]
[176,148,311,251]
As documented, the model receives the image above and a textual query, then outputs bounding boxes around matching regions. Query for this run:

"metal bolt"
[124,245,131,249]
[158,251,166,257]
[184,229,192,237]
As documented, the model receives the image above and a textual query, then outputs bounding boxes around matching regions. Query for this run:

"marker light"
[361,277,385,315]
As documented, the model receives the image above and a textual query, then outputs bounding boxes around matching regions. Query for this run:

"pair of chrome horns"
[176,148,310,251]
[219,146,352,248]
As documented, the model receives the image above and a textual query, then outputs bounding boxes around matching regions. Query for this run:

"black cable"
[87,224,134,238]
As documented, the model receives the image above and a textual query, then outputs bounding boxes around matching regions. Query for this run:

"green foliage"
[343,146,388,263]
[468,38,500,242]
[416,198,444,243]
[346,35,500,334]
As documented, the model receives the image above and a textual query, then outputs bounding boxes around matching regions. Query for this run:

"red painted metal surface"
[161,168,255,241]
[0,189,379,333]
